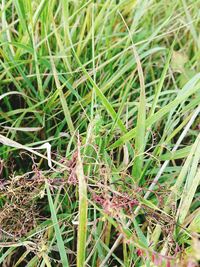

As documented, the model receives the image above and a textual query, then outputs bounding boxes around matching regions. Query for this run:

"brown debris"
[0,174,44,239]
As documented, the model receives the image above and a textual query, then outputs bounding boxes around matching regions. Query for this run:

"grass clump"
[0,0,200,266]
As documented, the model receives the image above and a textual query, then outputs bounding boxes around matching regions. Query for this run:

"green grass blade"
[110,73,200,149]
[118,11,146,181]
[76,139,88,267]
[176,135,200,224]
[70,38,127,133]
[149,48,172,117]
[46,32,75,136]
[46,180,69,267]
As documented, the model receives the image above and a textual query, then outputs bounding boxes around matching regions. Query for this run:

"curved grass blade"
[110,73,200,149]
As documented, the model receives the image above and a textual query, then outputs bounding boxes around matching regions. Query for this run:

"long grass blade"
[46,181,69,267]
[76,137,88,267]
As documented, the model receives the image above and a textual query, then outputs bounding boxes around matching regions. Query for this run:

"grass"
[0,0,200,266]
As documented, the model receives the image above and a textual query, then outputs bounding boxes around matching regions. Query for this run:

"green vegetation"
[0,0,200,266]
